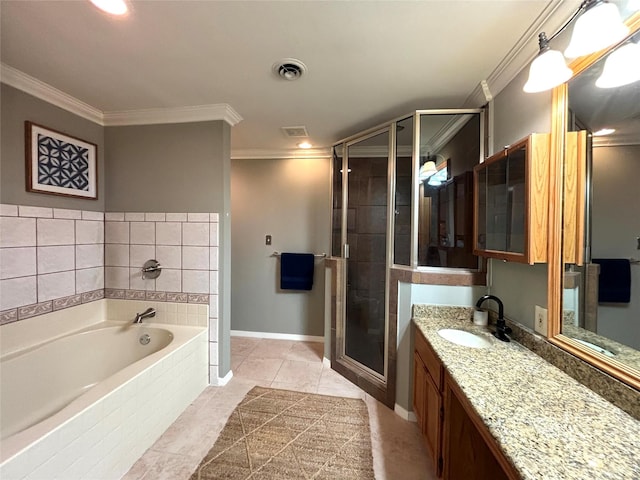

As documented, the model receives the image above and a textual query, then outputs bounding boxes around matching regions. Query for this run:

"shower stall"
[329,109,484,406]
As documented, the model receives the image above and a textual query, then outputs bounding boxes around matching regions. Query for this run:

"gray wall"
[1,84,105,211]
[591,144,640,349]
[231,158,331,336]
[104,122,228,212]
[489,67,553,329]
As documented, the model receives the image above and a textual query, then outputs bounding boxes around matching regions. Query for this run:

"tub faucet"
[134,307,156,324]
[475,295,511,342]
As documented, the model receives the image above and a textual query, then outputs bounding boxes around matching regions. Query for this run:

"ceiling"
[0,1,575,158]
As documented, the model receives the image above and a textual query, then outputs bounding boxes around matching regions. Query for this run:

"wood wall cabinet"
[413,327,519,479]
[473,133,550,264]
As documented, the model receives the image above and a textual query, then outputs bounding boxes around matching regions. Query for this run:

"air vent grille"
[281,126,309,138]
[273,58,307,81]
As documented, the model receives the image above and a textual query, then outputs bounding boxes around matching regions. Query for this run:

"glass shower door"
[344,130,390,377]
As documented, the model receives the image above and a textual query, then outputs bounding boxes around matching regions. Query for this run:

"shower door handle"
[343,243,350,259]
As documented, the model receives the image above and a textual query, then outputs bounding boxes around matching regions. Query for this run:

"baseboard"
[394,403,417,422]
[211,370,233,386]
[322,357,331,367]
[231,330,324,343]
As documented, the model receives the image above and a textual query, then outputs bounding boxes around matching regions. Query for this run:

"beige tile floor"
[122,337,435,479]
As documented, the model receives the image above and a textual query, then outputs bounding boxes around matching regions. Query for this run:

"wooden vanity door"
[442,374,517,480]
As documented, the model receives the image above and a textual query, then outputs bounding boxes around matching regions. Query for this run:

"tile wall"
[0,205,221,382]
[0,204,105,324]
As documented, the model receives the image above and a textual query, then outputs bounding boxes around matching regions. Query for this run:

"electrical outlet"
[534,305,548,336]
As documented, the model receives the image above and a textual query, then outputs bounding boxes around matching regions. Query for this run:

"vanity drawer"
[415,328,443,389]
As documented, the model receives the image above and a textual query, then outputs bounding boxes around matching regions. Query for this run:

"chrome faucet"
[134,307,156,324]
[475,295,511,342]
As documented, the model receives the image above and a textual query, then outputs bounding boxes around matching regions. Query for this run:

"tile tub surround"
[412,305,640,480]
[0,204,105,323]
[104,211,220,383]
[1,206,221,384]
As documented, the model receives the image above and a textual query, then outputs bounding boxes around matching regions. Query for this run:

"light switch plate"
[534,305,548,336]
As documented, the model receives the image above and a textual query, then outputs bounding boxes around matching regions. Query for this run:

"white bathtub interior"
[0,299,208,480]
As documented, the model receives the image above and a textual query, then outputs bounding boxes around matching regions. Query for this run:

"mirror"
[553,15,640,389]
[416,112,482,269]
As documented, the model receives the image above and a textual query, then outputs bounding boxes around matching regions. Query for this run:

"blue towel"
[592,258,631,303]
[280,253,315,291]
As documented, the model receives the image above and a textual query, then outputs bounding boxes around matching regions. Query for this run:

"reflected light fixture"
[89,0,128,15]
[595,42,640,88]
[523,0,628,93]
[593,128,616,136]
[419,161,437,181]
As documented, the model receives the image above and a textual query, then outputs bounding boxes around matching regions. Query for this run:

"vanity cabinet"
[413,327,444,475]
[473,133,550,264]
[413,327,519,480]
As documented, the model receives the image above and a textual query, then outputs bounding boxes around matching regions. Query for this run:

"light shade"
[90,0,128,15]
[595,42,640,88]
[419,161,437,180]
[523,49,573,93]
[564,1,629,58]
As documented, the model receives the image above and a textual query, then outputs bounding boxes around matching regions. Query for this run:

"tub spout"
[134,308,156,324]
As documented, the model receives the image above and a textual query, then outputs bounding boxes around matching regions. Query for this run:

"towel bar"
[631,258,640,265]
[272,251,326,258]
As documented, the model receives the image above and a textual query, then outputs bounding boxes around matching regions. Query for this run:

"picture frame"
[25,121,98,199]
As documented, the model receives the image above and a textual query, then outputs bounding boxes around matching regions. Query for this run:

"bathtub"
[0,319,208,479]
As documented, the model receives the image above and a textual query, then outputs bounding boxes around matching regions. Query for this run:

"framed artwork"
[25,121,98,199]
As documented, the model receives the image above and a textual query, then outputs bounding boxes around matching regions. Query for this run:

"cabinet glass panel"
[476,168,487,250]
[394,117,413,265]
[506,147,526,254]
[331,144,344,257]
[486,157,508,251]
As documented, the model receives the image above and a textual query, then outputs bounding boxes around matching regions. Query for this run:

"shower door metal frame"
[334,125,394,391]
[330,108,485,407]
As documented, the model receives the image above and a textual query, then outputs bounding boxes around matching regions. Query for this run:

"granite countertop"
[413,304,640,480]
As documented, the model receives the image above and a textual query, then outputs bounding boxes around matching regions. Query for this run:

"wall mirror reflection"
[561,27,640,378]
[415,112,482,269]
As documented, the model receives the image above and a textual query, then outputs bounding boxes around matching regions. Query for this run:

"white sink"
[438,329,492,349]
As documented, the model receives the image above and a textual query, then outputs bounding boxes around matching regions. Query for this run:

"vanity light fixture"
[89,0,128,15]
[523,0,628,93]
[297,141,313,149]
[595,41,640,88]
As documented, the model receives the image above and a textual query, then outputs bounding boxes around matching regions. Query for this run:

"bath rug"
[190,386,374,480]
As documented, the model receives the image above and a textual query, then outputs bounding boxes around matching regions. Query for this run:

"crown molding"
[1,63,104,125]
[103,104,243,127]
[463,0,578,108]
[232,148,332,160]
[1,64,243,127]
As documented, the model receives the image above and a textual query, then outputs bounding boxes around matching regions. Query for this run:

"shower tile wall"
[0,204,104,324]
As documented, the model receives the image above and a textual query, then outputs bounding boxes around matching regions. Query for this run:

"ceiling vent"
[281,126,309,138]
[273,58,307,81]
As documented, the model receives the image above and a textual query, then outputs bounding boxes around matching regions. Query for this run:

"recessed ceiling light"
[298,142,313,149]
[90,0,128,16]
[593,128,616,136]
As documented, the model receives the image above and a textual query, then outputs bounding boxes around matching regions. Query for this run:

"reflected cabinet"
[473,134,550,264]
